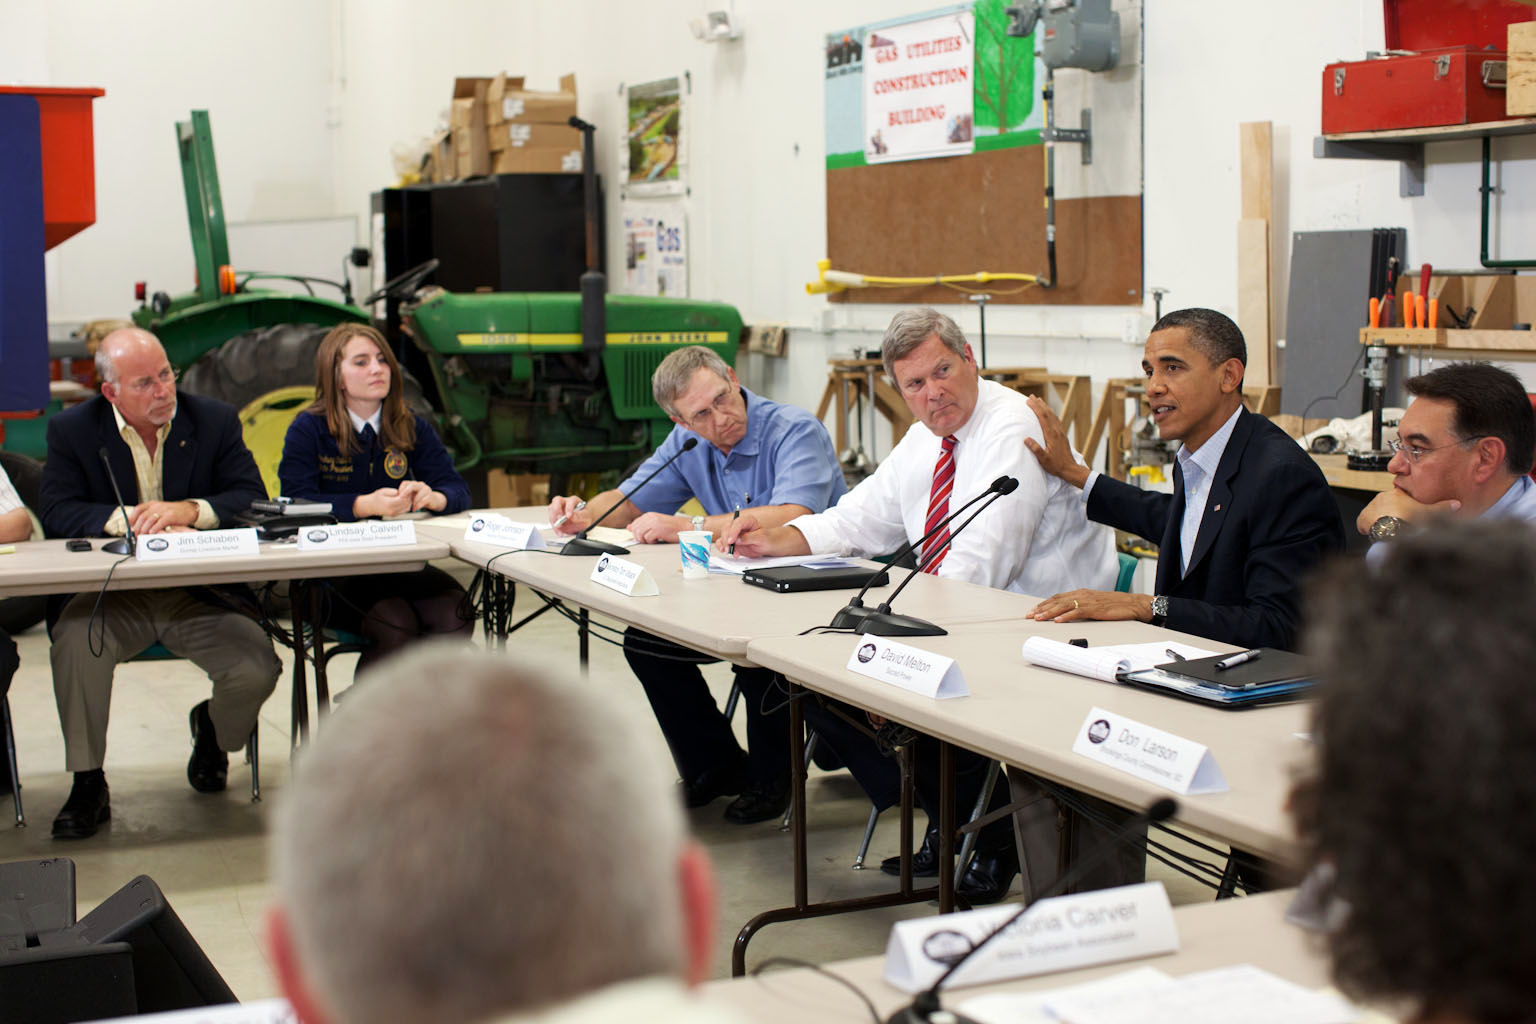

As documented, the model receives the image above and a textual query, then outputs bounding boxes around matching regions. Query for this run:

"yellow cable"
[806,259,1041,295]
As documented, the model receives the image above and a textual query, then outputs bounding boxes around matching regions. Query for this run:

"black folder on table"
[741,564,890,593]
[1119,648,1316,708]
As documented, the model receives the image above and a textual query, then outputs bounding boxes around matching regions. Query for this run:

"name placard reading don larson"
[1072,706,1228,796]
[135,527,259,562]
[297,520,418,551]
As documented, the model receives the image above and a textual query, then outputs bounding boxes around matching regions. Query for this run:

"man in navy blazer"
[1024,307,1344,650]
[39,328,281,839]
[1022,308,1343,893]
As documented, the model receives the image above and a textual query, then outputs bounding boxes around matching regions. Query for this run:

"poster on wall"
[622,77,686,197]
[863,10,975,164]
[621,204,688,297]
[826,1,1043,170]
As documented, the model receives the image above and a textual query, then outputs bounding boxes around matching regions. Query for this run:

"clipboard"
[1118,648,1316,709]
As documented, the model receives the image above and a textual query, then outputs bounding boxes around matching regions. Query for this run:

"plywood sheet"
[1237,218,1272,388]
[825,145,1141,306]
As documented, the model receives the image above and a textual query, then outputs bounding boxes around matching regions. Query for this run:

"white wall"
[4,0,335,326]
[14,0,1536,423]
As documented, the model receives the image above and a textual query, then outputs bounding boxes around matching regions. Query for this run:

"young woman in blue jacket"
[279,324,473,671]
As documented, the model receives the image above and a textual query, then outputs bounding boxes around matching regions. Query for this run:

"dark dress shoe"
[958,847,1019,905]
[187,700,228,794]
[723,775,791,824]
[680,751,749,808]
[52,771,110,840]
[881,826,941,877]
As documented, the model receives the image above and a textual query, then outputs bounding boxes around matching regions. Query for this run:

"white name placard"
[296,520,418,550]
[589,554,658,597]
[463,514,546,550]
[847,635,967,699]
[1072,706,1228,795]
[135,528,259,562]
[883,882,1179,993]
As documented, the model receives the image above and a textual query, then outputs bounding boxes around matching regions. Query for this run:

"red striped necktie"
[920,434,958,573]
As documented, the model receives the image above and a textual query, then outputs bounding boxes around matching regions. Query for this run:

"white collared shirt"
[1174,405,1243,576]
[789,379,1117,596]
[346,406,383,437]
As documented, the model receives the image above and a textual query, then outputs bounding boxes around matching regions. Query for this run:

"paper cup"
[679,530,712,579]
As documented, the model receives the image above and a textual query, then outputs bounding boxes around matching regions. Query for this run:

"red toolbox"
[1322,0,1536,134]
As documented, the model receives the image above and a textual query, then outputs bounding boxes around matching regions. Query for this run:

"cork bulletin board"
[823,1,1142,307]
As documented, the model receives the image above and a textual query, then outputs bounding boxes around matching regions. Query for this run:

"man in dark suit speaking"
[39,327,280,839]
[1024,307,1344,652]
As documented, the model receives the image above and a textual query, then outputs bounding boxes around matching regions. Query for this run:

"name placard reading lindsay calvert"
[135,528,259,562]
[846,635,967,699]
[297,520,418,551]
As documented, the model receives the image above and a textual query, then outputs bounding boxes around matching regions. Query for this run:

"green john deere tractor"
[136,110,741,496]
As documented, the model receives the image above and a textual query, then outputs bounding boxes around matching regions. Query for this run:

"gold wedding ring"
[1073,599,1079,610]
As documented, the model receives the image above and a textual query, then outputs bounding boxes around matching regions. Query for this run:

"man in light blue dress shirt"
[1358,362,1536,556]
[549,346,845,825]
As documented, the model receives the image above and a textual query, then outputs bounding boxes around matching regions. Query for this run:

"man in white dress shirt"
[726,307,1117,903]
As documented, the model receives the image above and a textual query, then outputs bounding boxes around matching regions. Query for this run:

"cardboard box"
[487,122,582,173]
[486,470,550,508]
[486,72,577,125]
[488,122,580,152]
[451,78,491,179]
[491,146,582,174]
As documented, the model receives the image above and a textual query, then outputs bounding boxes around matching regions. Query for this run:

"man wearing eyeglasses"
[1357,361,1536,549]
[38,327,280,840]
[548,346,845,825]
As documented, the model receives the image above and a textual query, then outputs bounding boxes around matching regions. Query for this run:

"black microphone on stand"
[829,476,1016,631]
[885,797,1180,1024]
[855,477,1019,637]
[98,447,137,556]
[559,438,699,556]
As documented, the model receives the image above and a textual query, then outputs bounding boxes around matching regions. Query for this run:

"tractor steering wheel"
[362,258,440,306]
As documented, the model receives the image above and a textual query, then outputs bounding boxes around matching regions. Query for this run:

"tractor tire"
[0,452,46,634]
[180,323,430,415]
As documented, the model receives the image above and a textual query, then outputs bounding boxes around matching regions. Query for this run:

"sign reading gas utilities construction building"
[861,10,974,164]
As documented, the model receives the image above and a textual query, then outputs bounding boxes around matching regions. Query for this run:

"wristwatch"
[1368,515,1409,542]
[1150,595,1169,627]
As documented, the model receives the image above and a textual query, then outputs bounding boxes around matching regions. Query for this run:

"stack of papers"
[1021,637,1219,683]
[956,964,1366,1024]
[706,553,859,575]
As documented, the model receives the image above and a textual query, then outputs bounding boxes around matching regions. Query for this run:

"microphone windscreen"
[681,437,699,451]
[98,446,111,461]
[996,476,1020,495]
[1144,797,1179,823]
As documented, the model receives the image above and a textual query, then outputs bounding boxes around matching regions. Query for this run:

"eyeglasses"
[685,388,737,428]
[1387,435,1485,464]
[119,367,179,395]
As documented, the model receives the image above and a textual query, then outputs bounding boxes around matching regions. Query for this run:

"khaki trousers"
[50,589,281,772]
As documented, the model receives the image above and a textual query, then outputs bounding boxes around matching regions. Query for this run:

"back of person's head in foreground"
[267,646,716,1024]
[1292,520,1536,1024]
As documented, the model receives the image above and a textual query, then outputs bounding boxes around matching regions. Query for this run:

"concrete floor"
[0,561,1225,1000]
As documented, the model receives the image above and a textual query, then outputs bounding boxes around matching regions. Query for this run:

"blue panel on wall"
[0,94,48,413]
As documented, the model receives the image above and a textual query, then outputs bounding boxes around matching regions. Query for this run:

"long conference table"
[3,511,1316,989]
[0,534,452,742]
[418,509,1314,974]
